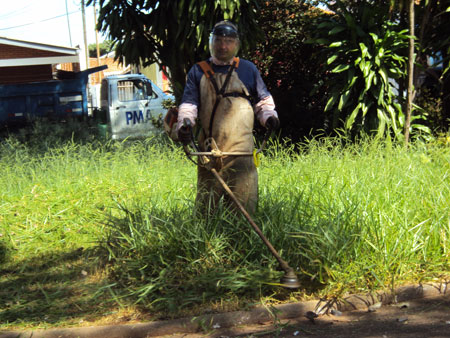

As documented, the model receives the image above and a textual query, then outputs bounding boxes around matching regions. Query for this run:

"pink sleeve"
[176,103,198,131]
[253,95,278,126]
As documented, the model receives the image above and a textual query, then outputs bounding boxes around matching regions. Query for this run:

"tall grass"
[1,129,449,328]
[260,137,450,294]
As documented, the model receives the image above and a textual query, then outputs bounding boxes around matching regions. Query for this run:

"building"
[0,36,81,84]
[87,52,171,94]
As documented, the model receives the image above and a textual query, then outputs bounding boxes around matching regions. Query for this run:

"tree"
[88,40,114,58]
[386,0,420,145]
[319,0,450,140]
[414,1,450,133]
[87,0,262,102]
[243,0,331,140]
[309,2,409,138]
[404,0,415,145]
[388,0,450,141]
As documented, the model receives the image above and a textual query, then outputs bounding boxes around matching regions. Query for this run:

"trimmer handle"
[181,118,198,152]
[178,118,193,146]
[182,118,192,129]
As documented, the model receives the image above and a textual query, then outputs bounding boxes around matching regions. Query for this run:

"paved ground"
[164,293,450,338]
[1,285,449,338]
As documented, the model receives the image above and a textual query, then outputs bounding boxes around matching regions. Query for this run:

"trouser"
[195,155,258,216]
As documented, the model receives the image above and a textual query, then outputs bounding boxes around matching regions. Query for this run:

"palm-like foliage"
[310,3,409,137]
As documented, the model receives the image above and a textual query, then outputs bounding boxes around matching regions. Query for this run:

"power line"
[0,4,33,20]
[0,10,79,31]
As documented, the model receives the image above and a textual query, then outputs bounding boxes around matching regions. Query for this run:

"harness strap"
[197,57,244,140]
[197,61,220,93]
[197,57,240,79]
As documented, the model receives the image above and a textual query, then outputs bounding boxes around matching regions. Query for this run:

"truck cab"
[100,74,172,140]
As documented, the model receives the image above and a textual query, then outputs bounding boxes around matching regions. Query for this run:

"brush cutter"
[181,118,300,289]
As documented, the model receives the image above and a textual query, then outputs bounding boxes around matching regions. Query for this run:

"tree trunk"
[404,0,415,146]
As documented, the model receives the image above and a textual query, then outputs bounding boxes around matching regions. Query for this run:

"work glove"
[265,116,280,131]
[178,120,193,145]
[178,118,192,146]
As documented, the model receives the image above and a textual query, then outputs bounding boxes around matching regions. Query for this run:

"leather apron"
[195,63,258,215]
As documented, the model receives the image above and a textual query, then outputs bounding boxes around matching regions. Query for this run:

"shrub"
[245,1,331,141]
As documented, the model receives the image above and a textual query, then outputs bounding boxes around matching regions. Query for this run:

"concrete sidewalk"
[1,283,448,338]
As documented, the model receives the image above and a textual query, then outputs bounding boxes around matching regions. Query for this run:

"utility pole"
[65,0,73,46]
[81,0,89,69]
[81,0,91,115]
[94,0,102,83]
[93,0,101,66]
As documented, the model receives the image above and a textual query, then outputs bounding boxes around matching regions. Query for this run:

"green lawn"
[1,131,449,330]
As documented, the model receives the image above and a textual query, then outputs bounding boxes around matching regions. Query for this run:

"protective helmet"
[209,21,240,62]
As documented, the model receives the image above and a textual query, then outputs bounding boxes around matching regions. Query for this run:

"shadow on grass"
[94,201,328,319]
[0,247,123,330]
[0,240,9,265]
[0,200,327,330]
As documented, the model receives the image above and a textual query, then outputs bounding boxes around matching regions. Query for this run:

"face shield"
[209,24,240,62]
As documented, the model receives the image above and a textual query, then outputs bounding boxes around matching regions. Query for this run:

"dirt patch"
[162,293,450,338]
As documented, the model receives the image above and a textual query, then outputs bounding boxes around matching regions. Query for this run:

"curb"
[1,282,448,338]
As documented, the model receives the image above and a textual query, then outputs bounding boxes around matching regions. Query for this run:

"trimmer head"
[280,270,301,289]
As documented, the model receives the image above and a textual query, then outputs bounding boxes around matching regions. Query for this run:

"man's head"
[209,21,240,63]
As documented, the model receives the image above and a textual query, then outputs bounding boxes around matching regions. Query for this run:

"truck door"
[144,80,169,119]
[109,78,158,139]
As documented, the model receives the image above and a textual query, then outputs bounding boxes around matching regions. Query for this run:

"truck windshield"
[117,80,148,101]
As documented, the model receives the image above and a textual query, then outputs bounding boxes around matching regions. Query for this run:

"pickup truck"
[0,67,172,140]
[98,74,173,140]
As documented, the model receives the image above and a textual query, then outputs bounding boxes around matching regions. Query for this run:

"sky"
[0,0,106,48]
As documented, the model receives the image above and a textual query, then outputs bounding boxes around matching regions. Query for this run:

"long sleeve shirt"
[177,57,278,130]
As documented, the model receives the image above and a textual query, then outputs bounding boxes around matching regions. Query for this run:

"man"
[177,21,279,215]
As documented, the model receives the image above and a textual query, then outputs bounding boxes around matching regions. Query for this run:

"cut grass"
[1,131,449,330]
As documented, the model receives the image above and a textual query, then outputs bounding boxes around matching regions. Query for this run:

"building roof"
[0,36,80,67]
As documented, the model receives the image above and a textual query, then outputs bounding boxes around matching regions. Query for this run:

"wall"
[0,43,77,84]
[0,43,66,60]
[0,65,53,84]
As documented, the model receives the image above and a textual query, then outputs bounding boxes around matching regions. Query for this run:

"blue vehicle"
[0,65,107,126]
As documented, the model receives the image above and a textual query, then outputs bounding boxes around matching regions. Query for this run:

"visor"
[212,24,239,38]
